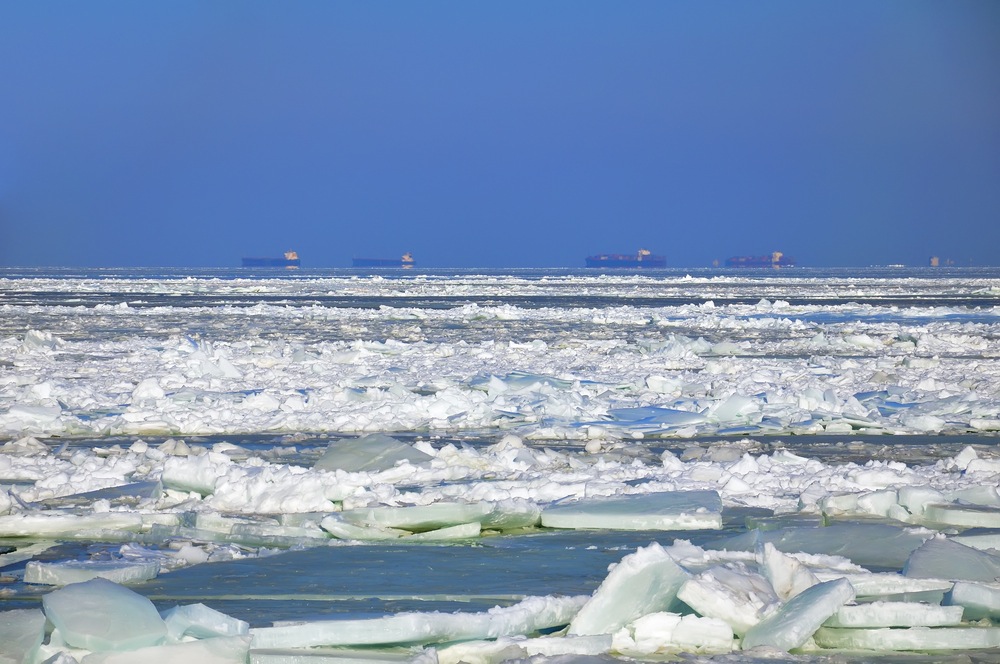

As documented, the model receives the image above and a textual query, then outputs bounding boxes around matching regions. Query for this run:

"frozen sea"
[2,266,1000,662]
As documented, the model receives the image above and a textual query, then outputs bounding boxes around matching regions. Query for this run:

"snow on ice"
[1,270,999,661]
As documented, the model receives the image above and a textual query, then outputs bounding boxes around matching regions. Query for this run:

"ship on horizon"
[352,252,415,269]
[242,250,300,269]
[724,251,795,268]
[585,248,665,269]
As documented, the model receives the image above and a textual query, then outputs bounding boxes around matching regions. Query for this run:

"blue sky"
[1,1,998,268]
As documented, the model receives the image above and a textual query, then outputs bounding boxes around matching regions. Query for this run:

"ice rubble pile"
[11,537,1000,662]
[4,436,1000,659]
[3,316,1000,438]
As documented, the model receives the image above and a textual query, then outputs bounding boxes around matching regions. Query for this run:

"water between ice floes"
[2,267,1000,661]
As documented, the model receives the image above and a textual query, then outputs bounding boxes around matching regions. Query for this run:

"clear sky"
[1,2,998,268]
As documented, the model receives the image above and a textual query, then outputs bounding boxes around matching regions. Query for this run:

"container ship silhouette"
[585,248,665,268]
[724,251,795,268]
[241,250,300,268]
[352,252,416,269]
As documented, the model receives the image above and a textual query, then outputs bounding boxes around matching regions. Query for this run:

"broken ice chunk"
[740,577,854,652]
[946,581,1000,620]
[404,522,481,541]
[758,542,818,601]
[923,502,1000,529]
[0,609,45,664]
[615,612,734,655]
[42,578,167,651]
[320,514,408,541]
[76,635,250,663]
[824,601,963,628]
[541,491,722,531]
[0,513,144,538]
[903,536,1000,582]
[568,542,690,636]
[24,560,160,586]
[249,648,433,664]
[709,523,933,569]
[162,603,249,641]
[814,625,1000,651]
[676,563,779,636]
[250,595,587,649]
[340,501,538,533]
[313,434,433,473]
[816,573,952,604]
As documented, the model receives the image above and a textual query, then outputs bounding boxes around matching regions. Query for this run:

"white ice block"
[541,491,722,531]
[676,563,779,636]
[161,454,223,496]
[618,612,734,655]
[740,577,854,652]
[320,514,407,541]
[42,577,167,652]
[79,635,250,663]
[314,434,432,473]
[250,648,432,664]
[758,542,817,601]
[340,501,537,533]
[162,603,250,641]
[923,502,1000,528]
[568,542,690,636]
[904,536,1000,582]
[403,522,481,541]
[25,559,161,586]
[250,595,587,649]
[708,523,933,570]
[0,513,144,538]
[946,581,1000,620]
[437,634,612,664]
[814,625,1000,651]
[0,609,45,664]
[815,573,952,601]
[825,601,963,628]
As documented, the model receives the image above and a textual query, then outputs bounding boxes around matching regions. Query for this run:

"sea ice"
[249,595,588,649]
[922,502,1000,528]
[319,514,407,541]
[613,612,734,655]
[0,513,144,538]
[404,521,481,541]
[24,559,161,585]
[162,603,250,641]
[757,542,818,601]
[825,601,963,628]
[42,578,168,651]
[814,625,1000,651]
[0,609,45,664]
[740,577,855,652]
[903,535,1000,582]
[77,635,250,663]
[437,634,613,664]
[945,580,1000,620]
[567,543,690,636]
[340,501,539,533]
[710,523,933,569]
[541,490,722,531]
[249,648,433,664]
[676,563,779,636]
[313,433,433,472]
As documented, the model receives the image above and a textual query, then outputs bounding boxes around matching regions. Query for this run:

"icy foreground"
[1,270,1000,661]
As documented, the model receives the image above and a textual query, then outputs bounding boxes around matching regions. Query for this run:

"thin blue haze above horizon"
[1,2,998,269]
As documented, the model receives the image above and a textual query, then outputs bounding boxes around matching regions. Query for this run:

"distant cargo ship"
[242,251,300,268]
[585,248,666,269]
[352,252,415,269]
[725,251,795,268]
